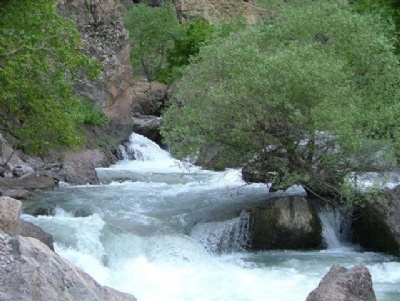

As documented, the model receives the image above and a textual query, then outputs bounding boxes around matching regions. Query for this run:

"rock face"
[58,0,133,124]
[250,196,322,250]
[352,185,400,257]
[0,233,137,301]
[57,149,116,185]
[0,196,54,251]
[306,265,377,301]
[175,0,270,24]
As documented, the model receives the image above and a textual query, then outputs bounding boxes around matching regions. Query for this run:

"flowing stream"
[22,134,400,301]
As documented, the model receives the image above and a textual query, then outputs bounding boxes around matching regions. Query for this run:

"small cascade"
[124,133,171,161]
[318,205,353,249]
[190,211,251,254]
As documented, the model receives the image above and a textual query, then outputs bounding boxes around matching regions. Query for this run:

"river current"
[22,134,400,301]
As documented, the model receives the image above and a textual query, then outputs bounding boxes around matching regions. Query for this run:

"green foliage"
[124,3,183,81]
[157,18,214,84]
[162,0,400,202]
[81,101,109,127]
[0,0,100,154]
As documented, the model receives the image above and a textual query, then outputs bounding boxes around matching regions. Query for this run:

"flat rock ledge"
[306,265,376,301]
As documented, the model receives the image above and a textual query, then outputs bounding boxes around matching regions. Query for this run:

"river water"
[22,134,400,301]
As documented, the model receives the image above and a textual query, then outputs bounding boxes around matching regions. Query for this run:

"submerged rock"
[306,265,376,301]
[249,196,322,250]
[352,185,400,257]
[0,233,136,301]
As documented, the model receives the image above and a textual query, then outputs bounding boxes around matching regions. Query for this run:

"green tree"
[162,0,400,201]
[124,3,183,81]
[0,0,100,154]
[157,18,214,84]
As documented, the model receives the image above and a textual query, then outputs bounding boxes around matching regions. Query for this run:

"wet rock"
[306,265,376,301]
[353,185,400,256]
[74,208,92,218]
[250,196,322,250]
[32,207,55,217]
[19,220,54,251]
[0,234,137,301]
[57,149,116,185]
[0,189,30,200]
[133,115,163,144]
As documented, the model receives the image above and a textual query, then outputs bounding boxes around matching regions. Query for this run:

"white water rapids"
[22,134,400,301]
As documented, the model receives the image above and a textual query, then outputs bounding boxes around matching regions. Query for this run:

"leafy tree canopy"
[162,0,400,202]
[124,3,183,81]
[0,0,100,154]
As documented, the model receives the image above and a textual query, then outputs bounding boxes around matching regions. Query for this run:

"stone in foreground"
[306,265,376,301]
[0,234,136,301]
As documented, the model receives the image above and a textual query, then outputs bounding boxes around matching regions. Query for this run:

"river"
[22,134,400,301]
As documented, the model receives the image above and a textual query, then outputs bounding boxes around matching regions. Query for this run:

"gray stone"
[0,196,22,235]
[0,171,55,190]
[57,149,116,185]
[1,189,30,200]
[58,0,133,125]
[133,115,163,143]
[352,185,400,256]
[250,196,322,250]
[0,235,136,301]
[306,265,376,301]
[19,220,54,251]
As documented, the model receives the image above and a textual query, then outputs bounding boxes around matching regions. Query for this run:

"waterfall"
[190,211,251,254]
[318,205,353,249]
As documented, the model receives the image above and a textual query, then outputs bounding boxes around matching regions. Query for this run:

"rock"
[0,196,54,250]
[132,81,168,116]
[175,0,270,24]
[250,196,322,250]
[133,115,163,144]
[306,265,376,301]
[19,220,54,251]
[1,189,30,200]
[31,207,56,217]
[11,165,35,178]
[58,0,133,125]
[0,196,22,235]
[0,234,137,301]
[57,149,116,185]
[0,134,25,169]
[352,185,400,256]
[0,171,55,190]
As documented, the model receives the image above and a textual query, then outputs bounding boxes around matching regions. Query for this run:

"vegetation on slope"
[0,0,104,155]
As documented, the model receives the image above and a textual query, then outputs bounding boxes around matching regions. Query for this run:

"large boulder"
[57,149,116,185]
[0,233,136,301]
[306,265,376,301]
[352,185,400,256]
[250,196,322,250]
[0,197,54,250]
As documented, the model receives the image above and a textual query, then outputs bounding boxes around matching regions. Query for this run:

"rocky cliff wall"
[58,0,133,124]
